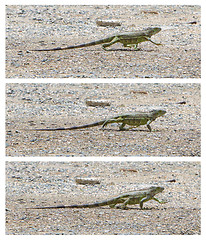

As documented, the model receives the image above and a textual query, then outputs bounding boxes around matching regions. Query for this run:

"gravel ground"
[5,161,201,235]
[6,83,200,157]
[6,5,200,78]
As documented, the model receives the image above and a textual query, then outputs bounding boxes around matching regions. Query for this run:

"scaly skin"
[32,27,162,51]
[31,109,166,132]
[28,186,166,210]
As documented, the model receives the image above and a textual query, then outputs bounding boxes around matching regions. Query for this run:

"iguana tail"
[28,198,120,209]
[32,37,113,51]
[31,120,106,131]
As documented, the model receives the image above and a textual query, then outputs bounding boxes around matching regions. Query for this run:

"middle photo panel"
[6,83,200,157]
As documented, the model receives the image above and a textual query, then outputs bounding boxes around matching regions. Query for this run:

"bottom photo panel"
[6,161,200,235]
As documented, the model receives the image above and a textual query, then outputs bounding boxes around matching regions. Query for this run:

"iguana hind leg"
[119,122,126,130]
[102,36,120,50]
[109,204,117,208]
[118,198,131,209]
[113,198,130,210]
[102,117,124,129]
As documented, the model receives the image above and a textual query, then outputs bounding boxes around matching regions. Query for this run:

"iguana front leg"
[140,195,166,209]
[146,122,152,132]
[152,197,167,204]
[143,36,162,46]
[146,116,160,132]
[146,119,154,132]
[139,194,153,209]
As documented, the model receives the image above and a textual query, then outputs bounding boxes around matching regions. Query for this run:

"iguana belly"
[124,118,148,126]
[120,36,147,45]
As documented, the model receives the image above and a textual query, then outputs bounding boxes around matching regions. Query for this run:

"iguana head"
[145,27,161,37]
[150,186,164,195]
[150,109,166,117]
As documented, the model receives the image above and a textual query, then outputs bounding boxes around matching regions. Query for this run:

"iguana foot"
[115,205,129,210]
[133,47,141,51]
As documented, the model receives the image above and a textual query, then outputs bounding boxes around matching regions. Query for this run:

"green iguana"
[32,27,162,51]
[28,185,166,210]
[32,109,166,132]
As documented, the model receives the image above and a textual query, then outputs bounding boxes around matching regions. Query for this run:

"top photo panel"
[6,5,201,79]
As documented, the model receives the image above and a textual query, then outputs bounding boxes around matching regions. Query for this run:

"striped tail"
[32,38,112,51]
[28,198,119,210]
[31,120,105,131]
